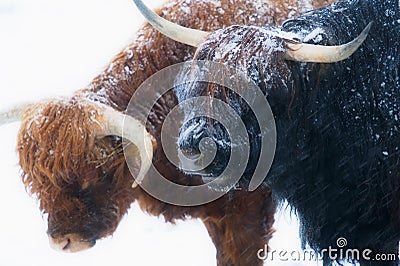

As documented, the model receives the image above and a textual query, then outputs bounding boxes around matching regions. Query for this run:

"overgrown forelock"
[191,26,289,101]
[16,98,133,215]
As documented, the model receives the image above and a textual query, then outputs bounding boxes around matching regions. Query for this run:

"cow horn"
[101,105,153,188]
[0,102,153,188]
[285,22,372,63]
[133,0,210,47]
[0,103,31,126]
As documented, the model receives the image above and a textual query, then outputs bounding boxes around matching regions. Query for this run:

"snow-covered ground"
[0,0,317,265]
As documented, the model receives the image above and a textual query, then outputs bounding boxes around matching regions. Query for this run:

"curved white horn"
[133,0,209,47]
[101,105,153,188]
[285,22,372,63]
[0,102,31,126]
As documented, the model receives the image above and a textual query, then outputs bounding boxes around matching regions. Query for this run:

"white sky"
[0,0,318,265]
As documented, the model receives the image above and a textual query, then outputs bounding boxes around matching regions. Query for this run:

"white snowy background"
[0,0,319,265]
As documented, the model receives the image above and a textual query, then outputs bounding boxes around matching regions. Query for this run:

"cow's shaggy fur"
[17,0,333,264]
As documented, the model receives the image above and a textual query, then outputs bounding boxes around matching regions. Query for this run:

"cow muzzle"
[48,233,96,253]
[178,119,230,178]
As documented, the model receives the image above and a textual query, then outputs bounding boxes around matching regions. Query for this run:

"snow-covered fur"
[175,0,400,264]
[16,0,335,264]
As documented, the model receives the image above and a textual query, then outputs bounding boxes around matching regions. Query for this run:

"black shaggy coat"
[276,0,400,259]
[175,0,400,264]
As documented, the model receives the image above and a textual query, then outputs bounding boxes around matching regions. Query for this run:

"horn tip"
[0,102,31,126]
[358,22,373,43]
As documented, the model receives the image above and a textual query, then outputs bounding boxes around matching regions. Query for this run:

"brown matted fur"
[16,0,334,264]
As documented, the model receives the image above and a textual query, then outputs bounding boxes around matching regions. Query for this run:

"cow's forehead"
[202,25,286,54]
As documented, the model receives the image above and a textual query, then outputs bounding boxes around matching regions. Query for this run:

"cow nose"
[178,132,213,173]
[48,233,95,253]
[179,132,204,160]
[178,119,209,161]
[178,122,230,176]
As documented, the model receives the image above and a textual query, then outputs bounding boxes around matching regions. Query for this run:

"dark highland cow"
[0,0,338,265]
[136,0,400,265]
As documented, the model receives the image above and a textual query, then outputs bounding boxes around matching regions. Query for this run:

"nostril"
[48,236,71,252]
[180,147,202,160]
[90,239,97,246]
[62,238,71,251]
